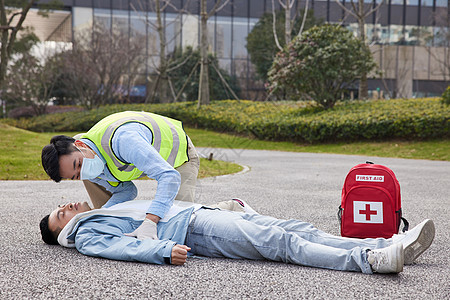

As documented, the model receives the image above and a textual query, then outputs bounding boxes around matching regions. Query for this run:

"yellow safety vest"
[82,111,189,183]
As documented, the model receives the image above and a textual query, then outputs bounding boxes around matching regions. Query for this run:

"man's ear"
[74,140,87,148]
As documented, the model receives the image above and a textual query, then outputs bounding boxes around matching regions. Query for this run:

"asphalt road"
[0,149,449,299]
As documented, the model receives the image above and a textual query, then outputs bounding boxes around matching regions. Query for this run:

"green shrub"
[442,86,450,105]
[2,98,448,143]
[268,25,376,109]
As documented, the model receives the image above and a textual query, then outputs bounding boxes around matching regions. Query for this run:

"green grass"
[185,128,450,161]
[1,123,448,180]
[0,123,242,180]
[0,124,68,180]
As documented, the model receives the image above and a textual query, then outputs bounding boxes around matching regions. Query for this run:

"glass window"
[112,9,129,35]
[148,30,159,55]
[433,26,449,46]
[215,16,232,59]
[403,25,421,45]
[147,55,159,73]
[130,11,147,36]
[94,8,111,30]
[145,12,159,56]
[218,58,232,75]
[248,17,258,32]
[421,0,434,6]
[345,24,359,37]
[436,0,447,7]
[367,24,383,43]
[207,16,216,53]
[129,12,147,55]
[390,25,406,44]
[377,26,389,44]
[165,15,181,54]
[180,14,199,49]
[232,17,249,59]
[233,58,249,77]
[414,26,434,46]
[135,56,148,75]
[73,7,93,32]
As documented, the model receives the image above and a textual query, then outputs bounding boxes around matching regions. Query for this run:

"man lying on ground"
[39,199,435,274]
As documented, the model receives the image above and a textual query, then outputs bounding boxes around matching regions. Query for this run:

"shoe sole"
[404,219,435,265]
[395,243,404,273]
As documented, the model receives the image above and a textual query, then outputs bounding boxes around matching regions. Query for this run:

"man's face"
[48,202,92,238]
[59,142,94,180]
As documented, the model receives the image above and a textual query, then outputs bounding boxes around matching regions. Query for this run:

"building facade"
[33,0,449,99]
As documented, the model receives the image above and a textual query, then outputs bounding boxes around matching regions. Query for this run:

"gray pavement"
[0,149,449,299]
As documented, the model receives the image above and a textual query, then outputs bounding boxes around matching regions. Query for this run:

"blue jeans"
[185,209,393,274]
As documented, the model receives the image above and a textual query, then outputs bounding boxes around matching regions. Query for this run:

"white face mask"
[76,146,104,180]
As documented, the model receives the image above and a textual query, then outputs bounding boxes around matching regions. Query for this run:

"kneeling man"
[40,200,435,274]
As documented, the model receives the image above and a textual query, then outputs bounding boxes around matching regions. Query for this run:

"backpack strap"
[401,217,410,232]
[396,209,410,232]
[337,205,343,224]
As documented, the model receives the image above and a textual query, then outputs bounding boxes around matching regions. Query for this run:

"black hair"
[41,135,76,182]
[39,215,59,245]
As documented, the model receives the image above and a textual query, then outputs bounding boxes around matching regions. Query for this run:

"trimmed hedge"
[2,98,448,143]
[442,86,450,106]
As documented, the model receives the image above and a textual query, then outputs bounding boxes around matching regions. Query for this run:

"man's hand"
[171,245,191,265]
[125,215,159,240]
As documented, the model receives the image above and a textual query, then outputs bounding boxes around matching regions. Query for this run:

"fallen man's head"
[40,202,92,245]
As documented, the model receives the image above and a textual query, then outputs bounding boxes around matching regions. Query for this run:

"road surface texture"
[1,149,448,299]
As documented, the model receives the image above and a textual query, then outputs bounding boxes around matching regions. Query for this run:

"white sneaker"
[392,219,435,265]
[368,243,404,273]
[232,198,257,214]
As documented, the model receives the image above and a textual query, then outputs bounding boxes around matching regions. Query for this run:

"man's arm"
[112,123,181,220]
[89,178,138,207]
[74,220,176,265]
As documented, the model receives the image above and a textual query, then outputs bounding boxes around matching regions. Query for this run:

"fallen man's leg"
[185,208,405,274]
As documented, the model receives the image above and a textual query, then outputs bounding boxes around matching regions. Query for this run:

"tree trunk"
[198,0,210,107]
[357,0,369,99]
[0,1,35,87]
[0,35,8,92]
[0,1,37,118]
[155,0,169,103]
[285,0,291,44]
[0,4,8,88]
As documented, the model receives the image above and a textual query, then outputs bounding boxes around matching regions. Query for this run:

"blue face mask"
[76,146,104,180]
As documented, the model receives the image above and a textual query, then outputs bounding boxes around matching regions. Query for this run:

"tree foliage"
[2,51,61,116]
[58,24,146,109]
[0,1,62,87]
[246,10,322,81]
[267,25,376,109]
[168,46,240,102]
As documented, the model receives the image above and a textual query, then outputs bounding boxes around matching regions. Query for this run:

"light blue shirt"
[81,122,182,219]
[69,206,195,265]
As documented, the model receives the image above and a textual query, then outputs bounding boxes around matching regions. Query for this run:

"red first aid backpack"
[338,162,409,239]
